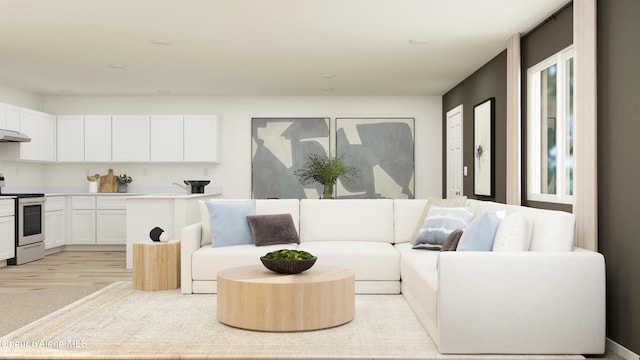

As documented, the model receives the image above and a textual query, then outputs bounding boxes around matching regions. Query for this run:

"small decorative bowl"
[260,256,317,274]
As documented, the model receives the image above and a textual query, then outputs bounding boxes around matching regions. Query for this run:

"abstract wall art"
[473,98,495,197]
[335,118,415,199]
[251,117,330,199]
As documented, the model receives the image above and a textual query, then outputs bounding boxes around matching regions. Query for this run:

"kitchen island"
[125,189,222,269]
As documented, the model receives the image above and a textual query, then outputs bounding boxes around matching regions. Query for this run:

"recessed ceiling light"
[108,63,126,69]
[157,90,171,94]
[409,39,429,45]
[151,39,172,46]
[321,74,336,79]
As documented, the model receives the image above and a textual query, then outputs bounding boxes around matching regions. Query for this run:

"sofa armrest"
[180,222,202,294]
[437,251,605,354]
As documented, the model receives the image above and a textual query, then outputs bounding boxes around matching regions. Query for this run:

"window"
[527,46,574,204]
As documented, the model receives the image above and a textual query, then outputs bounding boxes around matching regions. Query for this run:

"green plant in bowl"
[261,249,317,274]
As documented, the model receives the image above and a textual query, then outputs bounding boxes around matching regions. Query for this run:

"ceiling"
[0,0,569,97]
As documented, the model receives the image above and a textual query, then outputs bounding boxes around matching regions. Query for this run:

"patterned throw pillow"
[412,206,476,250]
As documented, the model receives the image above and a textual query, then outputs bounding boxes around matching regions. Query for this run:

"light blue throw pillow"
[413,206,476,250]
[456,212,502,251]
[206,200,256,248]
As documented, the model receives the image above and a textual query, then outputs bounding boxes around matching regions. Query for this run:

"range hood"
[0,129,31,142]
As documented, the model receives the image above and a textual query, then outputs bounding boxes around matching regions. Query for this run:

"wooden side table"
[133,240,180,291]
[217,265,355,331]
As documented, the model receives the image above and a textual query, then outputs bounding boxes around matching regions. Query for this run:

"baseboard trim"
[607,338,640,360]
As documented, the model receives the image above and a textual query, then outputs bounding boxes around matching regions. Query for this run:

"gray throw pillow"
[247,213,300,246]
[440,228,464,251]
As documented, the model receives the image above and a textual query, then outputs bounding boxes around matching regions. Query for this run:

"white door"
[446,105,463,199]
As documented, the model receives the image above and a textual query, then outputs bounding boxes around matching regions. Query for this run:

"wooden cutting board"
[99,168,118,193]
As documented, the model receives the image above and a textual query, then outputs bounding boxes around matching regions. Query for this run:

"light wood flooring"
[0,251,131,293]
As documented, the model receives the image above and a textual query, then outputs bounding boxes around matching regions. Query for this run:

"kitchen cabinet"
[18,108,39,160]
[71,195,97,245]
[5,104,20,131]
[0,199,15,261]
[56,115,85,162]
[38,112,56,162]
[44,196,66,249]
[84,115,112,162]
[0,103,6,129]
[17,109,56,162]
[96,196,127,245]
[112,115,150,162]
[184,115,219,162]
[150,115,184,162]
[71,195,127,245]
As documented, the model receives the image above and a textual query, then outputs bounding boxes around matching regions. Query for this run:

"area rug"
[0,281,584,360]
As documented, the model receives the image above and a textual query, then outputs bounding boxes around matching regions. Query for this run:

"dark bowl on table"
[260,256,318,274]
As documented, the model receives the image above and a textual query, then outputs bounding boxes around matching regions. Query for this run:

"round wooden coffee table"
[217,265,355,332]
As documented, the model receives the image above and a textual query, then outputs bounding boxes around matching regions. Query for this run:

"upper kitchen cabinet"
[18,108,38,160]
[57,115,85,162]
[112,115,150,162]
[184,115,219,163]
[17,108,56,162]
[0,103,5,129]
[84,115,111,162]
[38,112,56,162]
[150,115,184,162]
[0,103,20,131]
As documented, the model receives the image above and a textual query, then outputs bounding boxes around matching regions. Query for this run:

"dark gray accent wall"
[598,0,640,354]
[443,0,640,354]
[442,51,507,203]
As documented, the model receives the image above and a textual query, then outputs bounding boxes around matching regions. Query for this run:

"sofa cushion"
[255,199,301,233]
[395,243,439,325]
[412,206,475,250]
[393,199,429,244]
[297,241,400,281]
[441,228,464,251]
[299,199,394,243]
[457,212,501,251]
[192,243,298,280]
[205,200,256,247]
[492,212,532,251]
[247,213,300,246]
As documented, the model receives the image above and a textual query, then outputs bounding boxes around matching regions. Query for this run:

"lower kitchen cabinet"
[45,196,66,249]
[96,209,126,244]
[45,210,66,249]
[71,195,127,245]
[0,208,15,261]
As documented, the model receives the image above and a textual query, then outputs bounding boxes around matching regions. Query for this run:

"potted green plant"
[116,174,132,193]
[294,154,358,199]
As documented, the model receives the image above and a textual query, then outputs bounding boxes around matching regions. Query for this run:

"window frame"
[526,45,574,204]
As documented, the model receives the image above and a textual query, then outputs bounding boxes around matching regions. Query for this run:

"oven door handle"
[21,242,43,250]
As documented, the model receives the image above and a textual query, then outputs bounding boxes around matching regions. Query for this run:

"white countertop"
[44,186,222,199]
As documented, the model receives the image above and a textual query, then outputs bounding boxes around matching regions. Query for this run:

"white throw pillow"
[492,212,532,252]
[199,200,211,246]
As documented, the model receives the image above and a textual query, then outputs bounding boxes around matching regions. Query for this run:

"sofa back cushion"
[256,199,301,233]
[393,199,429,244]
[468,199,575,251]
[299,199,394,243]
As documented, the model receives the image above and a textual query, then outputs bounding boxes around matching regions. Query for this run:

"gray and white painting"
[336,118,415,199]
[251,118,330,199]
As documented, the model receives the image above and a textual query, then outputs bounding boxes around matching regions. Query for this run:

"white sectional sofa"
[180,198,605,355]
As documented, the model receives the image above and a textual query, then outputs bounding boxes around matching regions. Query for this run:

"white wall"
[0,83,43,110]
[36,95,442,198]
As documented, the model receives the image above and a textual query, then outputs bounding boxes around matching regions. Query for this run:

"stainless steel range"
[0,174,45,265]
